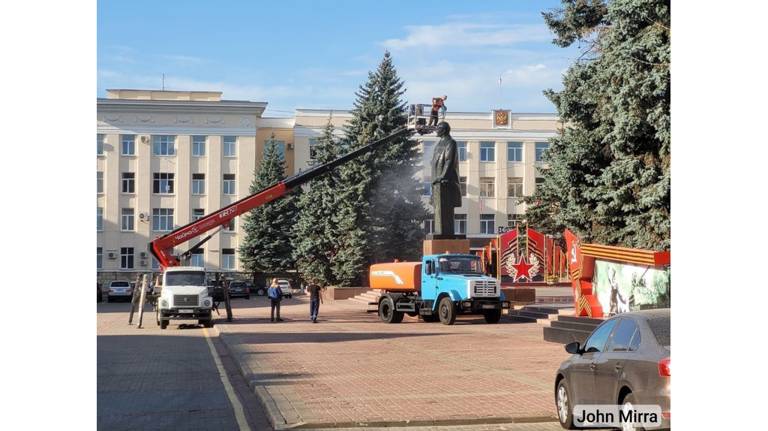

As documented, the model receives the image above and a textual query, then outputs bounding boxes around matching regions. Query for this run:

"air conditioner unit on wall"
[107,252,117,260]
[140,136,149,144]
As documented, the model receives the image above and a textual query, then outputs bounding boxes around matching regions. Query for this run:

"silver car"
[554,309,670,430]
[106,280,134,302]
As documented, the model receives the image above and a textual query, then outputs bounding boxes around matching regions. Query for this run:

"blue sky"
[98,0,579,116]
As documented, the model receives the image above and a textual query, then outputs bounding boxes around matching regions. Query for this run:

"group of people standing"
[266,279,325,323]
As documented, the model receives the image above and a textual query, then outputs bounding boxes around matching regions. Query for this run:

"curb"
[214,320,559,430]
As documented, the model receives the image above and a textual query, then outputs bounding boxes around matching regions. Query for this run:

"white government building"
[97,89,559,281]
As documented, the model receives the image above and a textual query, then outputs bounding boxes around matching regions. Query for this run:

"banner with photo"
[593,260,671,316]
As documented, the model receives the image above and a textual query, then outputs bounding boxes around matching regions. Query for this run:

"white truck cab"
[157,266,214,329]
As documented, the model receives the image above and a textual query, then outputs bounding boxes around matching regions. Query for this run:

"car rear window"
[111,281,130,287]
[647,315,670,346]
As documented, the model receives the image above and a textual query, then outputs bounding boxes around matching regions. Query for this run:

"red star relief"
[512,257,534,282]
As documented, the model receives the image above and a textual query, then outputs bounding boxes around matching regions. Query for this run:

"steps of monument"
[557,315,605,325]
[543,326,594,345]
[550,319,602,332]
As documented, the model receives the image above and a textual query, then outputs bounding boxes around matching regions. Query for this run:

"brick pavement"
[219,295,571,429]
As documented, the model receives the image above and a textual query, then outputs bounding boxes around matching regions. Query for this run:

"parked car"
[228,281,251,299]
[276,279,293,299]
[554,309,670,430]
[106,280,134,302]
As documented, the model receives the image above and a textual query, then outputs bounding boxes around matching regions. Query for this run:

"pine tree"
[292,122,341,285]
[526,0,670,249]
[333,51,427,284]
[239,134,300,274]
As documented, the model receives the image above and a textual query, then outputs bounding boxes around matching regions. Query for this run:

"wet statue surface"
[430,122,463,238]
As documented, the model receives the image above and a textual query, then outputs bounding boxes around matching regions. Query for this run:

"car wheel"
[483,308,502,324]
[288,294,292,299]
[245,295,250,300]
[620,393,643,431]
[256,288,266,296]
[106,296,112,303]
[438,297,456,325]
[160,319,169,330]
[556,378,576,429]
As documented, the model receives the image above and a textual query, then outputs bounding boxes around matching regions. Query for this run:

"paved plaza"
[218,295,570,429]
[98,294,576,430]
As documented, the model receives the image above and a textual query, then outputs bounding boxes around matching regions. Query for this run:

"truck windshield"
[165,271,206,286]
[437,256,483,274]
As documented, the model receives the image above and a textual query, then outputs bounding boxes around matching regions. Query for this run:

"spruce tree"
[526,0,670,249]
[333,52,427,284]
[292,123,341,285]
[239,135,300,273]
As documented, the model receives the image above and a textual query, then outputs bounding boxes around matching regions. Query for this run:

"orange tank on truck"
[369,262,422,293]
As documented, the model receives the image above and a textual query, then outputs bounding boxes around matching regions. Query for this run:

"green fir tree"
[239,134,301,273]
[526,0,670,249]
[292,122,341,285]
[334,51,427,284]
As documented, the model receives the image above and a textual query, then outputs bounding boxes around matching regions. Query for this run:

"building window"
[223,218,235,232]
[535,143,550,162]
[223,174,236,195]
[121,172,135,194]
[480,141,495,162]
[265,139,286,160]
[97,134,105,155]
[97,247,103,270]
[480,177,495,197]
[121,247,134,269]
[121,135,135,156]
[309,138,318,160]
[223,136,237,157]
[151,256,160,270]
[507,142,523,162]
[97,171,104,194]
[422,181,432,196]
[222,249,235,270]
[459,176,467,196]
[192,174,205,195]
[508,177,523,198]
[192,208,205,221]
[457,141,467,161]
[152,208,174,232]
[192,135,206,156]
[153,172,175,194]
[454,214,467,235]
[190,249,204,267]
[152,135,176,156]
[97,207,103,231]
[480,214,495,234]
[508,213,524,227]
[121,208,135,231]
[424,219,434,234]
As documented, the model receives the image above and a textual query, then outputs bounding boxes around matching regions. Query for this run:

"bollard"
[137,274,148,329]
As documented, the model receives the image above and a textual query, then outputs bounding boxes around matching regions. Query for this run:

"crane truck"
[149,125,425,328]
[370,254,509,325]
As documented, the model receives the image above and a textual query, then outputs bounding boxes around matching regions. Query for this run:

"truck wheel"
[160,319,169,330]
[484,309,502,324]
[378,296,404,323]
[200,319,214,328]
[438,297,456,325]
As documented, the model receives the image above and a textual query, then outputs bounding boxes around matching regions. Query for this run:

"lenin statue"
[430,122,463,238]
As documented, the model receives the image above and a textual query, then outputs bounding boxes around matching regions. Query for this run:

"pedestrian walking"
[307,281,324,323]
[268,279,284,322]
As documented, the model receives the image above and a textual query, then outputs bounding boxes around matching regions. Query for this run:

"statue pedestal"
[423,237,471,255]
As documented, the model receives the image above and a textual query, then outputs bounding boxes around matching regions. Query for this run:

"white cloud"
[382,23,551,50]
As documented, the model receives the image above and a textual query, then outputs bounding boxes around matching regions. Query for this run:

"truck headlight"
[203,299,211,307]
[160,299,168,308]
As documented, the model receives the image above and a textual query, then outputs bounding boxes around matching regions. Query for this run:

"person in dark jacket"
[267,279,284,322]
[307,281,324,323]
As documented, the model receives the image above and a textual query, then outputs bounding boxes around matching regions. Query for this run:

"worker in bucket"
[428,95,447,126]
[267,279,284,322]
[306,280,325,323]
